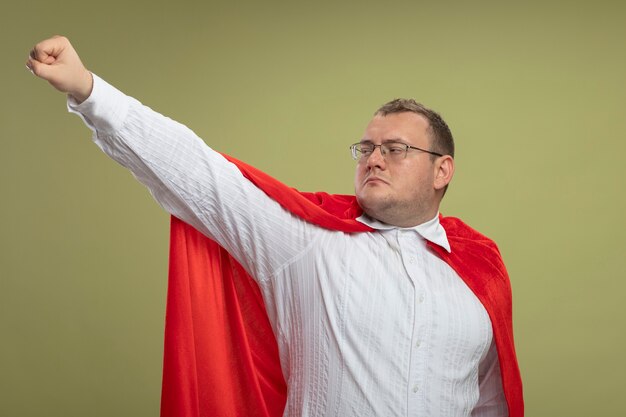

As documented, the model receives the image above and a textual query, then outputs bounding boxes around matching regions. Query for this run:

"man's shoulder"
[440,215,496,244]
[439,215,506,268]
[433,216,512,293]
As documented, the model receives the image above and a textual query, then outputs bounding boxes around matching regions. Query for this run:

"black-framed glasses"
[350,141,443,162]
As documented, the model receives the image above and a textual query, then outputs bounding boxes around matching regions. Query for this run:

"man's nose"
[366,146,386,168]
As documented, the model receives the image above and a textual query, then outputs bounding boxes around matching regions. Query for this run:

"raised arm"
[27,36,317,282]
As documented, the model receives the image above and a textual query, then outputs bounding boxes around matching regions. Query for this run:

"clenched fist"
[27,36,93,103]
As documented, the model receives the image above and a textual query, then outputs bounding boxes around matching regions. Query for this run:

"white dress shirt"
[68,74,508,417]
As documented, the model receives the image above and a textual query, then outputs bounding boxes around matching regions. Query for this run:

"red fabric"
[160,154,524,417]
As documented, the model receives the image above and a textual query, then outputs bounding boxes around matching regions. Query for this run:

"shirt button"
[415,341,421,348]
[409,257,416,264]
[417,295,424,303]
[413,385,419,393]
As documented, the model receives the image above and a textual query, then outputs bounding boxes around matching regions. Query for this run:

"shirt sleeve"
[68,74,317,282]
[471,341,509,417]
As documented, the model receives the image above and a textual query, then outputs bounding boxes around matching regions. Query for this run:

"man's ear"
[433,155,454,191]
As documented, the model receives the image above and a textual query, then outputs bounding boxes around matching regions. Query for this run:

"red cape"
[160,155,524,417]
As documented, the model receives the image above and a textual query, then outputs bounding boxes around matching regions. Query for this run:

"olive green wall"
[2,0,625,416]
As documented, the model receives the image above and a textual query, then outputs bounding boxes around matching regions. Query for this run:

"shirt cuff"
[67,73,131,135]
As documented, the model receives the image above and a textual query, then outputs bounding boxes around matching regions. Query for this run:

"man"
[27,36,523,417]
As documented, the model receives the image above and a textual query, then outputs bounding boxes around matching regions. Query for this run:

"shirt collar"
[356,212,451,253]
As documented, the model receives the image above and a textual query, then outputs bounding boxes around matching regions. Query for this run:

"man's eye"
[388,146,405,154]
[360,147,374,154]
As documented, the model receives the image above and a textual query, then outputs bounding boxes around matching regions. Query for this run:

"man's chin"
[358,185,389,198]
[356,193,392,216]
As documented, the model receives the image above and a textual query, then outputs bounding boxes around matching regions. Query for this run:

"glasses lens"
[360,144,374,154]
[351,144,370,160]
[352,143,410,161]
[350,144,359,160]
[383,143,408,160]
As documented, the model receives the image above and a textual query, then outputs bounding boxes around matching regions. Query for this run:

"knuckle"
[34,40,46,52]
[57,35,68,43]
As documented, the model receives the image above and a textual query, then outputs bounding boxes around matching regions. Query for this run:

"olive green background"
[1,0,625,416]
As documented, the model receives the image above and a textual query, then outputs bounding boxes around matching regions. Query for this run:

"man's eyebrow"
[359,138,407,144]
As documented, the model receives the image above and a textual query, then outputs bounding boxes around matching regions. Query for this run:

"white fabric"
[68,74,508,417]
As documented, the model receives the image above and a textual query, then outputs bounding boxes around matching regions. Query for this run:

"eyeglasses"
[350,141,443,162]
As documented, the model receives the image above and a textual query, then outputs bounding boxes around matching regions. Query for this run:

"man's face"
[354,112,443,227]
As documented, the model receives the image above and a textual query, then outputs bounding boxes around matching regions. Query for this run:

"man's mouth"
[364,176,389,185]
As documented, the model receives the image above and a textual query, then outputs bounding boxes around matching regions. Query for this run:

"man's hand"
[27,36,93,103]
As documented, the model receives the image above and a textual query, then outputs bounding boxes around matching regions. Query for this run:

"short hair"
[375,98,455,159]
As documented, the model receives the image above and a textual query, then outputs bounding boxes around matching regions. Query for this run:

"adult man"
[27,36,523,417]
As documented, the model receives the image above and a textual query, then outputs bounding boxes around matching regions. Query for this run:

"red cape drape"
[160,155,524,417]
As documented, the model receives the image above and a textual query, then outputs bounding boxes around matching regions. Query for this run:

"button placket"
[397,230,429,412]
